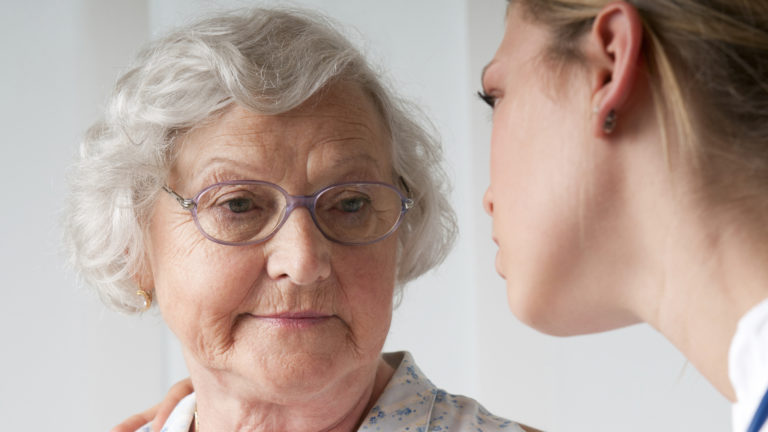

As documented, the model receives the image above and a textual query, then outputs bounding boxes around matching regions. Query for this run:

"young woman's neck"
[635,201,768,401]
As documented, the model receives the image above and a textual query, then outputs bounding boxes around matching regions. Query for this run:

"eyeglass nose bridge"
[283,194,317,216]
[269,193,325,240]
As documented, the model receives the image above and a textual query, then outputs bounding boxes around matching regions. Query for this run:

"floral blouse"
[138,351,522,432]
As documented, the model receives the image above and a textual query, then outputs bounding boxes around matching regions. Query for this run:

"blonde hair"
[512,0,768,205]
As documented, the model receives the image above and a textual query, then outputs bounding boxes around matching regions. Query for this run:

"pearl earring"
[136,288,152,311]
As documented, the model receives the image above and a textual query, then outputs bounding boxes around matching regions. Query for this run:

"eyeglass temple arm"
[162,186,195,210]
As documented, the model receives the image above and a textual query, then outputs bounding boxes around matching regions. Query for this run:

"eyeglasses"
[163,180,414,246]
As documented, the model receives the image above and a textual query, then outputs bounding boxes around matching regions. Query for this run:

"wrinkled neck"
[190,356,395,432]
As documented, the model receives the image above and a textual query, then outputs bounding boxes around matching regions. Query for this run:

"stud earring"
[136,288,152,311]
[603,109,617,134]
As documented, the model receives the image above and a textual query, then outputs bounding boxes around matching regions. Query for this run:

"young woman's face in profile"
[482,6,639,335]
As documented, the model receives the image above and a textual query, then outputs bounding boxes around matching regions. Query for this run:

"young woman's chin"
[504,278,641,337]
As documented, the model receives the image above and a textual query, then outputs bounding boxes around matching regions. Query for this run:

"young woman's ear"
[585,1,644,137]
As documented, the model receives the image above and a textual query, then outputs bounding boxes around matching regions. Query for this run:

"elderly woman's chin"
[201,314,390,399]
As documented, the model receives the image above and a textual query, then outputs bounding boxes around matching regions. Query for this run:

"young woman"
[481,1,768,430]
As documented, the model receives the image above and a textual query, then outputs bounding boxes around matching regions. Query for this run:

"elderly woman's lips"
[247,312,334,328]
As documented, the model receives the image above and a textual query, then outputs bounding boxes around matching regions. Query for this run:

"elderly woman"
[65,7,529,432]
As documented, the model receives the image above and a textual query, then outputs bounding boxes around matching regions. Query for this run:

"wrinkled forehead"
[171,81,393,191]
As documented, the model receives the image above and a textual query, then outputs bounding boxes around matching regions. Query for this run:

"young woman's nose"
[483,187,494,216]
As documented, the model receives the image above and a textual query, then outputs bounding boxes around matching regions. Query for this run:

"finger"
[110,403,160,432]
[150,378,195,432]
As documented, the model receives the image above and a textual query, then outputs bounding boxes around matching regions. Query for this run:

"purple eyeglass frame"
[162,180,414,246]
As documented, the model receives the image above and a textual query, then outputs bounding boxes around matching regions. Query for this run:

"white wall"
[0,1,729,431]
[0,1,166,431]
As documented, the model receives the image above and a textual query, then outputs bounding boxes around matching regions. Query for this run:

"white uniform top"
[730,297,768,432]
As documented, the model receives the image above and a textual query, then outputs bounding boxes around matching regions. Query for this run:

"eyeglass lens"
[193,183,405,245]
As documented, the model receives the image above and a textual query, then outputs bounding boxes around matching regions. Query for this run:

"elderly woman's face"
[144,82,397,400]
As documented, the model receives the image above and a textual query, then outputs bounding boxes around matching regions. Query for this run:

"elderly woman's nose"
[265,208,331,285]
[483,187,494,215]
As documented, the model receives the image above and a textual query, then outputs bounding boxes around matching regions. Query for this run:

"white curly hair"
[64,7,457,313]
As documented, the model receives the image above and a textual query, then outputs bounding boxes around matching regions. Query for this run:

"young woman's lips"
[495,252,506,279]
[249,312,334,328]
[491,236,506,279]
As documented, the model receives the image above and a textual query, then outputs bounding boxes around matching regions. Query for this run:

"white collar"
[729,297,768,432]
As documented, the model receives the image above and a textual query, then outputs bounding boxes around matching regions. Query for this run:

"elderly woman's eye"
[338,196,369,213]
[226,197,254,213]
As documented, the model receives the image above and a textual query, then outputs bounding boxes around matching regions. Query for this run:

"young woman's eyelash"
[477,90,496,108]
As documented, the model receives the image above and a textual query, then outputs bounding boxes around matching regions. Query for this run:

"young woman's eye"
[477,90,497,108]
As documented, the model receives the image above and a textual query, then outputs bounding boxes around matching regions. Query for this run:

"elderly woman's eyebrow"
[321,152,380,168]
[199,151,380,168]
[193,157,263,176]
[175,158,268,190]
[189,153,384,185]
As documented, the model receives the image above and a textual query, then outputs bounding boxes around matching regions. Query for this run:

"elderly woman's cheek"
[349,244,397,341]
[148,214,263,362]
[146,201,211,275]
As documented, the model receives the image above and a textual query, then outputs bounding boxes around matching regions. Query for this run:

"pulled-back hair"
[511,0,768,208]
[64,7,457,312]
